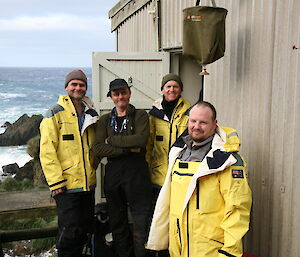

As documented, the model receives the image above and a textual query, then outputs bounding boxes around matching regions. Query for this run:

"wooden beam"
[0,227,58,243]
[0,189,54,212]
[0,206,57,221]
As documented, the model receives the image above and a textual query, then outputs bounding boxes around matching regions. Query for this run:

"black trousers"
[54,190,95,257]
[104,155,152,257]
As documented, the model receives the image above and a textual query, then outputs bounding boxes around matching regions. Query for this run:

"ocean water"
[0,67,92,175]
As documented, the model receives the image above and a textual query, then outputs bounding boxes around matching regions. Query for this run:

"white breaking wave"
[0,146,32,176]
[0,93,27,99]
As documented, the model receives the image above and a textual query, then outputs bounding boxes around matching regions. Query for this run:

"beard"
[69,91,85,101]
[189,128,215,143]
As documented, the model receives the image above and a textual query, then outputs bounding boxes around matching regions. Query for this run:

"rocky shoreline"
[0,114,43,146]
[0,114,46,185]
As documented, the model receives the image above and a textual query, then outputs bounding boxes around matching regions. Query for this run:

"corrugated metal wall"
[117,1,158,52]
[204,1,300,256]
[114,0,197,52]
[160,0,194,49]
[108,0,300,256]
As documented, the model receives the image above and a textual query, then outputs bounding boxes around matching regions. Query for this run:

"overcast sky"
[0,0,120,67]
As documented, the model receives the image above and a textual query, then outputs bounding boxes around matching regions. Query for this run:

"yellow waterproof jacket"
[146,97,190,186]
[40,95,99,192]
[146,127,252,257]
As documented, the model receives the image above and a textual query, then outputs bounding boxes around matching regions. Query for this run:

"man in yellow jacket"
[146,74,190,257]
[146,74,190,188]
[40,69,99,257]
[146,101,252,257]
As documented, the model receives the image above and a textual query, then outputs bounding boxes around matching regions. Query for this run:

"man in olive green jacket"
[93,78,152,257]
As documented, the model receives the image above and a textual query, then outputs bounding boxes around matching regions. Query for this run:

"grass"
[1,216,57,256]
[0,177,48,192]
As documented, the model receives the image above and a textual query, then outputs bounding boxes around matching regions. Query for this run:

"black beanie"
[161,73,183,91]
[65,69,87,88]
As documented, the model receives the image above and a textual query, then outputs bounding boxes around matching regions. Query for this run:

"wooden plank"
[0,227,58,243]
[0,206,57,221]
[0,189,54,212]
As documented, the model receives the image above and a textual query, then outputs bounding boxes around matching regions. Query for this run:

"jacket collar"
[149,97,186,121]
[58,95,99,134]
[107,104,136,118]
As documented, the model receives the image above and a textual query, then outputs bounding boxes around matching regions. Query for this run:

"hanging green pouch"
[183,0,228,66]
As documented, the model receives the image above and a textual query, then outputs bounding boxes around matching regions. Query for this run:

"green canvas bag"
[183,0,228,74]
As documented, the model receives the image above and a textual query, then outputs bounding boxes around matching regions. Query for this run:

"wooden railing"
[0,189,57,257]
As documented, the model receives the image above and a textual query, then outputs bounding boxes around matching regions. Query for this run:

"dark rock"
[14,158,47,185]
[1,121,11,128]
[15,160,34,181]
[2,163,20,175]
[0,114,43,146]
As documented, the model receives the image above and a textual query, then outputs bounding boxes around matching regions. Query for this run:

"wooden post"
[0,239,4,257]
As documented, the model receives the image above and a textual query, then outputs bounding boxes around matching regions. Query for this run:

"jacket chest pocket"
[170,171,193,216]
[197,175,223,213]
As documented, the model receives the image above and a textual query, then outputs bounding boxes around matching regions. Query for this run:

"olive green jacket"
[92,104,149,159]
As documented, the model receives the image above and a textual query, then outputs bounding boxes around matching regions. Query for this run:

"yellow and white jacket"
[40,95,98,192]
[146,127,252,257]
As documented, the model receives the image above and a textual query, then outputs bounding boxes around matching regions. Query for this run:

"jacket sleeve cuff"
[218,250,237,257]
[49,179,67,191]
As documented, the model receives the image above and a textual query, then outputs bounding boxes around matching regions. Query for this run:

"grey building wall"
[107,0,300,256]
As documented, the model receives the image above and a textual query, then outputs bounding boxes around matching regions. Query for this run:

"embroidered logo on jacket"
[232,169,244,178]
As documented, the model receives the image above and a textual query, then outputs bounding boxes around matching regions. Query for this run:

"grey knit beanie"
[161,73,183,91]
[65,69,87,88]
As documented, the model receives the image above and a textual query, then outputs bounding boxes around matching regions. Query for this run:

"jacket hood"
[173,126,240,153]
[57,95,95,110]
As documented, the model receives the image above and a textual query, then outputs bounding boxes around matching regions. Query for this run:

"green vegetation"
[27,135,40,158]
[0,134,55,256]
[0,177,47,192]
[0,178,54,255]
[0,216,57,256]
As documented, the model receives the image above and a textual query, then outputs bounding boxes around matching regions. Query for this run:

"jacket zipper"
[187,203,190,257]
[168,123,173,152]
[168,102,182,152]
[86,129,90,148]
[176,218,182,246]
[196,180,200,209]
[81,135,88,191]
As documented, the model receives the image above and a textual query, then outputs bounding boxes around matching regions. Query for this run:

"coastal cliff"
[0,114,43,146]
